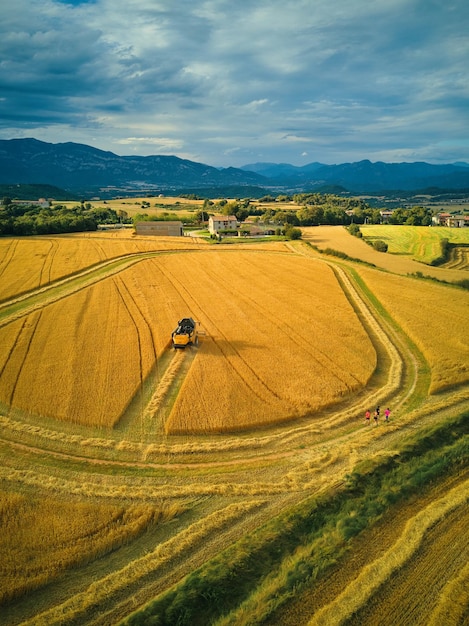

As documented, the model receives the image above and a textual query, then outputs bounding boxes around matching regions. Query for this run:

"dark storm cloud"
[0,0,468,165]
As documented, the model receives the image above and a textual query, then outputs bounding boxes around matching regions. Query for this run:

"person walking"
[365,409,371,425]
[384,407,391,422]
[373,409,379,426]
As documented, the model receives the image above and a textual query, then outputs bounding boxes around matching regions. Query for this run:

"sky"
[0,0,468,167]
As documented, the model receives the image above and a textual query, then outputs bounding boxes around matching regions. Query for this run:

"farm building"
[135,221,184,236]
[238,223,276,236]
[208,215,238,235]
[380,210,395,223]
[432,213,469,227]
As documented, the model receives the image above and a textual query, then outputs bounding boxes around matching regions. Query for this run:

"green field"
[361,225,469,264]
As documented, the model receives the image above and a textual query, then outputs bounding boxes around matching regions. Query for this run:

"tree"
[235,208,250,222]
[195,210,209,224]
[285,227,302,240]
[348,223,362,238]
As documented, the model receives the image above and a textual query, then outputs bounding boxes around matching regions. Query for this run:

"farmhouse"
[208,215,238,235]
[135,221,184,236]
[380,210,395,223]
[432,213,469,227]
[11,198,50,208]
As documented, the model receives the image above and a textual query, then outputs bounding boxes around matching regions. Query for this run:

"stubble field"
[0,225,468,626]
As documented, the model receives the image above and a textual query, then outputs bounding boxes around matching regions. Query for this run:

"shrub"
[348,223,362,238]
[285,227,302,240]
[372,239,388,252]
[430,238,450,266]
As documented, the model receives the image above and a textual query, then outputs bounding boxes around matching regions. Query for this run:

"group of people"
[364,406,391,425]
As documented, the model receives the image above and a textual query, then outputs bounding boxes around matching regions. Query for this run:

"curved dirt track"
[0,237,468,626]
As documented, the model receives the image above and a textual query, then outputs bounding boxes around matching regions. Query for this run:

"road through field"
[0,236,468,625]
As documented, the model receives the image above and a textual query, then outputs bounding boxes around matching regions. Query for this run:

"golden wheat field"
[357,267,469,393]
[0,225,468,626]
[0,231,205,302]
[0,248,376,430]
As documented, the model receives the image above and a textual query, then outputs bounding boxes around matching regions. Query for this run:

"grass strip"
[122,412,469,626]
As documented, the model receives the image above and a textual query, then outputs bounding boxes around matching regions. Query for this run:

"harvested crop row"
[344,498,469,626]
[21,501,263,626]
[0,488,185,606]
[443,245,469,270]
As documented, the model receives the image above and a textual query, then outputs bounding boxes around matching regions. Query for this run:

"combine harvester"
[171,317,199,349]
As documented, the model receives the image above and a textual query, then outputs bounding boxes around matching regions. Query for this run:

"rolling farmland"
[0,225,468,625]
[360,224,469,265]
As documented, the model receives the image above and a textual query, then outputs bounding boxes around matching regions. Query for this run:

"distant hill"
[241,159,469,191]
[0,139,265,196]
[240,161,325,179]
[1,138,469,196]
[0,183,78,201]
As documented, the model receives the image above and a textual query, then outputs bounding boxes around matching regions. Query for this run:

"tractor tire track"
[0,239,19,282]
[37,238,58,287]
[6,310,43,407]
[113,278,145,392]
[159,261,284,406]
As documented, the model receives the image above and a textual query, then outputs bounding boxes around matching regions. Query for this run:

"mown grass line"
[122,412,468,626]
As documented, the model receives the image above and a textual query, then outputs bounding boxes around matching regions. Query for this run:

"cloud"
[0,0,468,166]
[116,136,184,153]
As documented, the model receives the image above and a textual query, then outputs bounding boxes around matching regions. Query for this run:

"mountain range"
[1,138,468,197]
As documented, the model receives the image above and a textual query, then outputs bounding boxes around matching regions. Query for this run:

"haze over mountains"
[1,138,468,197]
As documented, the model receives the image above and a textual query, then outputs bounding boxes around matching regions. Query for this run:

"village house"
[447,215,469,228]
[208,215,238,235]
[380,210,395,223]
[432,213,469,227]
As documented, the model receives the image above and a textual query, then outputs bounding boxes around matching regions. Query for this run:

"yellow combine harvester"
[171,317,199,349]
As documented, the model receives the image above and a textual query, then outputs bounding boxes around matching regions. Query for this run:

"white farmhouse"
[208,215,238,235]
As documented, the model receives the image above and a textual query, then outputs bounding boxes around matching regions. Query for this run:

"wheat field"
[0,231,205,302]
[0,249,375,430]
[0,226,468,626]
[0,489,186,605]
[358,267,469,393]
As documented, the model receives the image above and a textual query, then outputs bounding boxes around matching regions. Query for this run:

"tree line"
[0,198,120,236]
[201,194,434,227]
[1,193,436,237]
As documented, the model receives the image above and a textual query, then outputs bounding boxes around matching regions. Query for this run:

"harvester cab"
[171,317,199,349]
